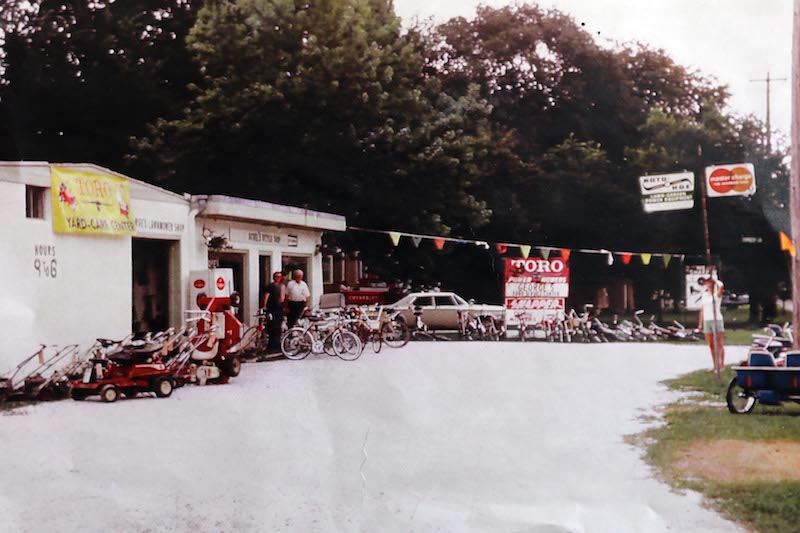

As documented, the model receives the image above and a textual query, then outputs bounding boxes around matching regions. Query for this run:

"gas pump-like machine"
[181,269,244,385]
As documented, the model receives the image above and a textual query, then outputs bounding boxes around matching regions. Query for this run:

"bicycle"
[410,306,451,341]
[240,309,270,361]
[281,310,363,361]
[342,306,411,352]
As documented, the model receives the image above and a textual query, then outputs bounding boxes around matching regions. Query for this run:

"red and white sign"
[216,277,226,290]
[705,163,756,197]
[504,258,569,324]
[194,279,206,289]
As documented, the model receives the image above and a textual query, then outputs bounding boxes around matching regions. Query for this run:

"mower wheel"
[153,377,174,398]
[99,384,119,403]
[70,388,89,401]
[222,356,242,377]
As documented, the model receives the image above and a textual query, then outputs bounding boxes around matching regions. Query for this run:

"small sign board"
[685,265,713,311]
[705,163,756,197]
[504,258,569,325]
[639,172,695,213]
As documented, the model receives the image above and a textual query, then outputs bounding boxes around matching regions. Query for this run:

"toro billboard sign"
[705,163,756,197]
[504,258,569,324]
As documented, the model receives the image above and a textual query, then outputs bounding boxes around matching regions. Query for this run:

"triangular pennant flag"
[540,247,551,260]
[607,252,614,266]
[641,253,652,265]
[621,253,632,265]
[411,236,422,248]
[780,231,796,257]
[389,232,401,247]
[519,245,531,258]
[476,241,490,249]
[433,238,446,250]
[663,254,672,267]
[560,248,571,261]
[496,243,508,254]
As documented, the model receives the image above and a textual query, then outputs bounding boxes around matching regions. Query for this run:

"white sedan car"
[386,291,506,331]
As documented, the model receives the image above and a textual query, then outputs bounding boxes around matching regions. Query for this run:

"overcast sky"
[394,0,794,144]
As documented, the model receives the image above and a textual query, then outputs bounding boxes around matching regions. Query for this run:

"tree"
[0,0,201,168]
[132,0,502,235]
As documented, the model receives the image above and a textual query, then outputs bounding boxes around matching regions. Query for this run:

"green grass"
[637,367,800,532]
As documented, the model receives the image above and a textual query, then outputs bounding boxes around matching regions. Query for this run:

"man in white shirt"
[286,269,311,328]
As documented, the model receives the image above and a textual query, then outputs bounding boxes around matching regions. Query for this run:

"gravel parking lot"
[0,342,747,532]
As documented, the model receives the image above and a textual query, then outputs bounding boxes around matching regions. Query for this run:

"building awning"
[196,195,346,232]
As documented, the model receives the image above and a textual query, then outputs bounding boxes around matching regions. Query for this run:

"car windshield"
[454,295,468,305]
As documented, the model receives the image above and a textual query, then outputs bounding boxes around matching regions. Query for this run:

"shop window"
[25,185,47,219]
[322,255,333,284]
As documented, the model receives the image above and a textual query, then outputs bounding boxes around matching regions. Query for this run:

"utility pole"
[791,0,800,348]
[750,72,787,152]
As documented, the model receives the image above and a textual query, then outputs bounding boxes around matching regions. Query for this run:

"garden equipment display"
[727,350,800,414]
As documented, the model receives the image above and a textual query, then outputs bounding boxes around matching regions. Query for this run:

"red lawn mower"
[70,336,177,402]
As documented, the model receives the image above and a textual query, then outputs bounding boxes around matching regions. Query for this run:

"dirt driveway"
[0,342,747,532]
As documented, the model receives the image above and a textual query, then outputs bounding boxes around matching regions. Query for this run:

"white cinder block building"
[0,162,345,369]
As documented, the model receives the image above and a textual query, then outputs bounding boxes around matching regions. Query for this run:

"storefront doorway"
[209,250,246,320]
[132,239,175,333]
[258,255,273,308]
[282,256,310,282]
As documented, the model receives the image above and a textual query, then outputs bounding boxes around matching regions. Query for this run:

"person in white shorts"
[697,272,725,371]
[286,269,311,328]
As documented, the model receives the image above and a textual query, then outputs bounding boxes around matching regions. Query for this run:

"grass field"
[638,366,800,533]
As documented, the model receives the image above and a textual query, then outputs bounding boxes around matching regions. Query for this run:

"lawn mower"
[727,350,800,414]
[1,344,81,401]
[70,335,178,402]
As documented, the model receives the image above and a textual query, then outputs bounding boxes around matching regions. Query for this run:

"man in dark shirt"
[262,271,285,353]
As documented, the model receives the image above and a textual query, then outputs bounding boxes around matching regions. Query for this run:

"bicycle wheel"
[281,328,313,360]
[381,318,410,348]
[333,330,363,361]
[371,331,382,353]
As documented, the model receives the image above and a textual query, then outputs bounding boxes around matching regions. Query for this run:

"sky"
[393,0,794,144]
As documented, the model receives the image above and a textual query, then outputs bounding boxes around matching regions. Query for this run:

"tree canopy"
[0,0,790,303]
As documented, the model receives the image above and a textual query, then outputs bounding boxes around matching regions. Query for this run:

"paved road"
[0,343,747,532]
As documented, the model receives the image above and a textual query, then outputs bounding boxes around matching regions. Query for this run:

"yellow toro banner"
[50,166,135,235]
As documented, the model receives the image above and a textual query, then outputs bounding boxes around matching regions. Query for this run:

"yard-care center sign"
[504,258,569,324]
[50,166,135,235]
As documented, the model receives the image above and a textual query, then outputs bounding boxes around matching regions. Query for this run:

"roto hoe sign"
[504,258,570,324]
[705,163,756,198]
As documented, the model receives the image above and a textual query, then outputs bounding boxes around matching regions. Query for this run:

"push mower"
[1,344,81,401]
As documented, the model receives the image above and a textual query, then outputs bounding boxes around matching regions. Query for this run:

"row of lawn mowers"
[0,294,249,403]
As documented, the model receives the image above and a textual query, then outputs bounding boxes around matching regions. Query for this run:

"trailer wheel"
[726,377,756,414]
[222,356,241,377]
[153,377,174,398]
[70,388,88,401]
[99,384,119,403]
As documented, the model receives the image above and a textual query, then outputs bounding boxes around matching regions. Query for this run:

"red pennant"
[560,249,571,261]
[496,243,508,254]
[621,253,632,265]
[433,238,446,250]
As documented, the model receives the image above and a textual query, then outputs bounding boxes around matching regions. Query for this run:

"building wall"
[0,180,132,369]
[196,217,324,323]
